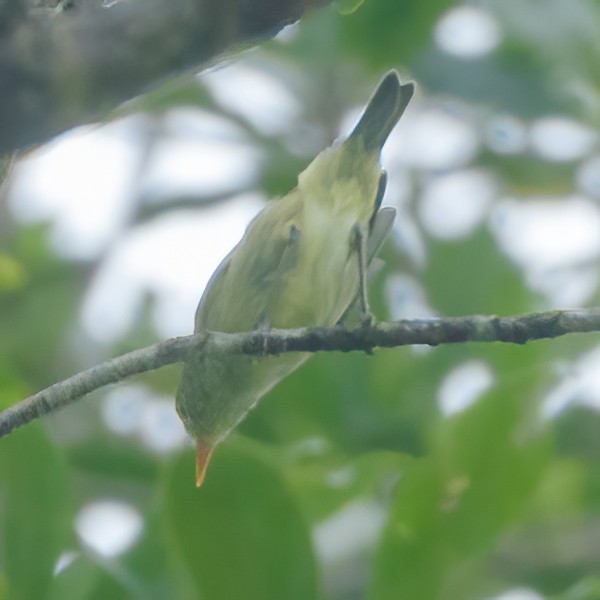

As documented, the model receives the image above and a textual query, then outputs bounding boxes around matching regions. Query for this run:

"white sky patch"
[140,396,188,453]
[80,194,264,342]
[102,384,188,452]
[435,6,502,58]
[142,138,261,199]
[529,117,597,162]
[8,108,263,260]
[492,196,600,271]
[438,360,495,417]
[314,500,386,564]
[419,169,497,240]
[526,266,598,308]
[162,107,248,142]
[385,274,436,321]
[202,64,301,136]
[387,107,479,170]
[75,500,143,558]
[485,589,546,600]
[102,384,148,435]
[391,208,428,270]
[379,164,413,207]
[576,155,600,199]
[491,196,600,305]
[484,115,528,155]
[542,347,600,420]
[9,119,141,259]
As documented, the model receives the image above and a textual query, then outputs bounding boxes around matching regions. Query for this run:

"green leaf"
[165,438,318,600]
[0,253,26,291]
[340,0,457,66]
[0,424,72,600]
[433,386,551,555]
[335,0,366,16]
[49,554,101,600]
[553,578,600,600]
[369,368,551,599]
[368,458,446,600]
[285,449,410,524]
[424,227,534,317]
[50,534,171,600]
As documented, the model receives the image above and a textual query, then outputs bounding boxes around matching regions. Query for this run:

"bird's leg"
[256,313,271,331]
[334,314,347,328]
[254,313,271,356]
[351,223,373,327]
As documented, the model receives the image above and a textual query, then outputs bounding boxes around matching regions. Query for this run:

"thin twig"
[2,307,600,437]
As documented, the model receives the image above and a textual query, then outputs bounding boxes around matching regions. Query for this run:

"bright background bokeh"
[2,0,600,598]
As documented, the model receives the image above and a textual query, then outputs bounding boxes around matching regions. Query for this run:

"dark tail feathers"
[350,71,414,153]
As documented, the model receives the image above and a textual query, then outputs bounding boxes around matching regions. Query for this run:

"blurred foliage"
[2,0,600,599]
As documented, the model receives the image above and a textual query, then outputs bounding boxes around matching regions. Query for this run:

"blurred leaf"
[0,226,83,385]
[49,554,101,600]
[66,435,158,483]
[423,227,535,316]
[53,552,147,600]
[527,458,586,520]
[50,501,186,600]
[553,578,600,600]
[481,154,576,195]
[0,252,26,291]
[554,406,600,463]
[0,424,73,600]
[493,0,600,98]
[433,389,551,555]
[335,0,366,16]
[0,358,27,410]
[122,507,186,600]
[117,79,212,116]
[285,449,410,524]
[165,438,318,600]
[370,368,551,598]
[368,458,446,600]
[415,45,566,117]
[340,0,457,67]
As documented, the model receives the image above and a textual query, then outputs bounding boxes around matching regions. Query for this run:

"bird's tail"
[349,71,414,153]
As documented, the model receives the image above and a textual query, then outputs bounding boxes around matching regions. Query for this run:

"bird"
[176,70,414,486]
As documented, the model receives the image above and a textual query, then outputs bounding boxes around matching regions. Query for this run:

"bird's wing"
[193,245,236,329]
[195,198,303,332]
[367,206,396,262]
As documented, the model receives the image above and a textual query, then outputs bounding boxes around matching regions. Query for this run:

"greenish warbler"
[176,71,414,486]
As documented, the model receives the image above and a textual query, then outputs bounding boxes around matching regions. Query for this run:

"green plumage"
[176,71,414,483]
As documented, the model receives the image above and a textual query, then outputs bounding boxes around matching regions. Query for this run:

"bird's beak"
[196,441,214,487]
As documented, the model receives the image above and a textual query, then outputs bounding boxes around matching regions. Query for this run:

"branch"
[2,307,600,437]
[0,0,329,153]
[136,187,252,223]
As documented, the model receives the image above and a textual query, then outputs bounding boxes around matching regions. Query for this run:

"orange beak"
[195,442,214,487]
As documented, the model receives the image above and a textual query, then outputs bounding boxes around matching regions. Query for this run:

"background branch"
[0,0,329,153]
[2,307,600,438]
